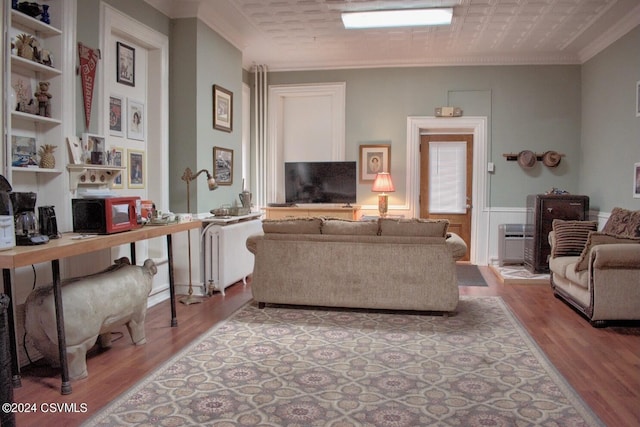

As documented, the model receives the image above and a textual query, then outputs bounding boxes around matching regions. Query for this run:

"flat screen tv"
[285,161,357,204]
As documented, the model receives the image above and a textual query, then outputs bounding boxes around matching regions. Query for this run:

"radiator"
[202,218,263,295]
[498,224,526,266]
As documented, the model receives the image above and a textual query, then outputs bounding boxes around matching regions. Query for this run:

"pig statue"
[25,257,157,380]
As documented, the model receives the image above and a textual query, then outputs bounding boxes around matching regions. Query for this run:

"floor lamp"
[180,167,218,305]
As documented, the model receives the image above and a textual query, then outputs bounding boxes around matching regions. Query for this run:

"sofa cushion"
[549,255,580,278]
[551,219,598,257]
[565,264,589,290]
[601,207,640,238]
[321,218,379,235]
[379,218,449,237]
[574,232,640,272]
[262,217,323,234]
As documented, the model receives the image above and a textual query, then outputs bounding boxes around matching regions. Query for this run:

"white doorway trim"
[267,82,346,203]
[407,116,489,264]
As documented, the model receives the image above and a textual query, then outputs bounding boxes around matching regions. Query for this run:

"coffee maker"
[0,176,15,250]
[9,192,49,245]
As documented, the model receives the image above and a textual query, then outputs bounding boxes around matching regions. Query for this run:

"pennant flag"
[78,43,99,129]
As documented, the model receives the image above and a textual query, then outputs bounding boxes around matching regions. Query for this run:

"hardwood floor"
[12,267,640,426]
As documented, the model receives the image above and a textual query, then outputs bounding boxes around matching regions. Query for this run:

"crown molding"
[578,4,640,63]
[259,53,582,73]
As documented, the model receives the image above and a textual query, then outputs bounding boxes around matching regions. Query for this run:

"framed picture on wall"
[127,99,144,141]
[634,162,640,199]
[213,85,233,132]
[359,144,390,183]
[128,149,145,189]
[213,146,233,185]
[116,42,135,87]
[109,147,124,189]
[109,95,124,137]
[636,81,640,117]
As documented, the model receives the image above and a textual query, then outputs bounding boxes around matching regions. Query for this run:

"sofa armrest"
[446,232,468,260]
[591,244,640,269]
[246,234,262,255]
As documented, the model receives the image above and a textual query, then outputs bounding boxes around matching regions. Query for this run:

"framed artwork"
[212,85,233,132]
[109,95,124,137]
[636,81,640,117]
[11,135,38,167]
[127,99,144,141]
[359,144,391,183]
[213,146,233,185]
[82,133,106,165]
[66,136,83,164]
[634,162,640,199]
[116,42,135,87]
[109,147,124,189]
[128,149,145,189]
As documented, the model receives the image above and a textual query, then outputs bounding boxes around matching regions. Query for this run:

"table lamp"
[180,167,218,305]
[372,172,395,217]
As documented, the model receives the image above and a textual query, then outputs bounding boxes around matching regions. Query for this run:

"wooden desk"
[0,220,202,395]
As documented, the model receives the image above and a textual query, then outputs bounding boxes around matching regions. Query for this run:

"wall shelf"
[11,9,62,36]
[67,164,126,190]
[12,166,61,174]
[11,55,61,77]
[11,110,62,125]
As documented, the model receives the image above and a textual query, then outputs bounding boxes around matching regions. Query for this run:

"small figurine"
[15,33,35,60]
[34,81,52,117]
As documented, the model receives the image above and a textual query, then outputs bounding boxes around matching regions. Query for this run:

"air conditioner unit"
[498,224,526,266]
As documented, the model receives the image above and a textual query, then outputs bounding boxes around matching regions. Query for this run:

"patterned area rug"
[85,297,602,427]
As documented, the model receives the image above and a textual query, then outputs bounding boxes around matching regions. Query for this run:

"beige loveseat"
[548,207,640,327]
[246,217,467,313]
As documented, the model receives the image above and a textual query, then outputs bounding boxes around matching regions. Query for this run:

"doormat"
[456,264,488,286]
[489,265,550,285]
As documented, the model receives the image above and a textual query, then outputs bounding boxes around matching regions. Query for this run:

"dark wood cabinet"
[524,194,589,274]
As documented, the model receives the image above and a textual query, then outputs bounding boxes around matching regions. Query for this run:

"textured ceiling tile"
[186,0,638,69]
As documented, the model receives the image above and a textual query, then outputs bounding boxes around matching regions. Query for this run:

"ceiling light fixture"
[341,8,453,29]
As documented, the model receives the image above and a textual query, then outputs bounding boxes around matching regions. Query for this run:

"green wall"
[168,18,243,213]
[580,25,640,212]
[264,65,582,208]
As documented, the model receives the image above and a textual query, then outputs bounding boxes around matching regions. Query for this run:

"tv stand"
[264,205,361,220]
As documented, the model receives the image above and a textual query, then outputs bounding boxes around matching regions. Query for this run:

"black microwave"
[72,197,140,234]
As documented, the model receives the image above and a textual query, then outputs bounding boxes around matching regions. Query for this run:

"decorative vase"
[40,5,50,24]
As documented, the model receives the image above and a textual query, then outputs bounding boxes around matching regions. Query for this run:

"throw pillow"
[262,217,323,234]
[574,232,640,272]
[601,207,640,238]
[321,218,379,235]
[379,218,449,237]
[551,219,598,257]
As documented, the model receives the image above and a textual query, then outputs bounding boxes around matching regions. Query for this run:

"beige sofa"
[548,207,640,327]
[246,217,467,313]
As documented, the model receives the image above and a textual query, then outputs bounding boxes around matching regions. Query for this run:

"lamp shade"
[372,172,395,193]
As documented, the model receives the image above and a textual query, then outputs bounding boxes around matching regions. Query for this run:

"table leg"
[166,234,177,327]
[130,242,137,265]
[51,260,72,395]
[2,269,20,388]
